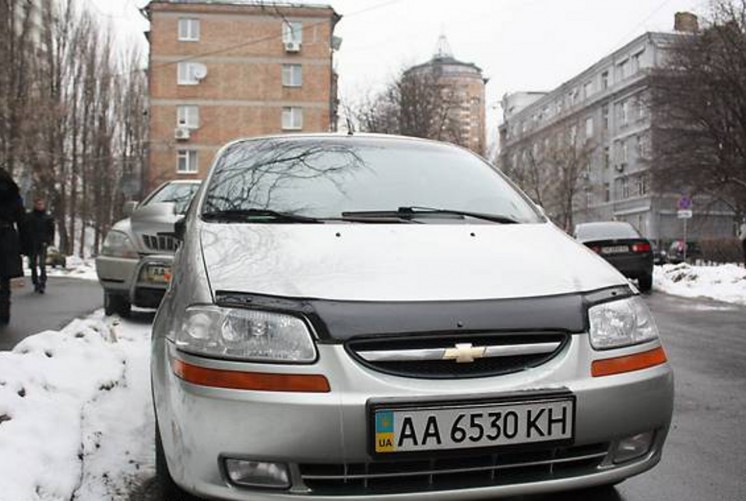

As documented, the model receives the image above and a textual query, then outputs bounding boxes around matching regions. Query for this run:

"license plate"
[601,245,629,254]
[372,397,574,454]
[144,265,171,284]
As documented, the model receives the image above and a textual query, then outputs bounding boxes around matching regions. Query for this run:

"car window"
[575,223,640,240]
[144,183,200,214]
[202,137,543,223]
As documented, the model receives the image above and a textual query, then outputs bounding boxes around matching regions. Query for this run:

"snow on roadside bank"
[0,312,153,501]
[654,263,746,306]
[22,256,98,282]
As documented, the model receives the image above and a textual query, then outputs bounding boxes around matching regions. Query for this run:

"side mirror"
[174,216,186,241]
[123,200,139,217]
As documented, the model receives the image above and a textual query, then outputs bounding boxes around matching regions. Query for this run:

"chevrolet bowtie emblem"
[443,343,486,363]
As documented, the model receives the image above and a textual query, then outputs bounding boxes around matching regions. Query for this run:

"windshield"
[202,137,543,223]
[144,182,200,214]
[575,222,640,240]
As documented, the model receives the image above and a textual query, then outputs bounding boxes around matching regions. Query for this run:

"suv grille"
[142,234,178,252]
[299,442,609,495]
[346,332,569,379]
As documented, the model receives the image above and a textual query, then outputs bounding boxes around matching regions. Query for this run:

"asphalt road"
[0,276,103,351]
[519,292,746,501]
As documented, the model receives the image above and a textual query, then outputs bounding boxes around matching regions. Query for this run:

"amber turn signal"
[172,359,331,392]
[591,346,668,377]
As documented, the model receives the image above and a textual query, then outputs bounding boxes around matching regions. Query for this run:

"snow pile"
[24,256,98,281]
[0,313,153,501]
[654,263,746,305]
[47,256,98,281]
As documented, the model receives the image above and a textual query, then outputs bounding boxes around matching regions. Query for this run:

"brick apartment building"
[144,0,340,192]
[405,35,487,155]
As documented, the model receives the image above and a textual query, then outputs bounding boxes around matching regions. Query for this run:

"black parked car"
[574,221,654,292]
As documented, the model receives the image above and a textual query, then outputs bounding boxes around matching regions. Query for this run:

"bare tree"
[648,0,746,218]
[501,127,596,231]
[351,68,466,147]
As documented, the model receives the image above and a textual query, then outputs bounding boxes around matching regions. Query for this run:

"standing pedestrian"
[0,168,25,326]
[25,197,55,294]
[739,218,746,265]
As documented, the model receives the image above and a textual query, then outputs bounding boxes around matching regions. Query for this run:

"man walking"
[0,168,25,326]
[26,197,55,294]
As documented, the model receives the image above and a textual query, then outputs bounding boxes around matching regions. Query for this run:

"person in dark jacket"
[0,168,25,325]
[26,197,55,293]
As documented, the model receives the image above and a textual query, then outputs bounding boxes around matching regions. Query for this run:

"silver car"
[152,134,673,501]
[96,180,200,316]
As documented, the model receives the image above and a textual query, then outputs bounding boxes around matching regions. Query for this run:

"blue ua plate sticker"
[375,411,396,453]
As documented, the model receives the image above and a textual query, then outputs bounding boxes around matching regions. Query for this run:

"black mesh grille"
[299,442,609,495]
[346,332,569,379]
[142,234,178,252]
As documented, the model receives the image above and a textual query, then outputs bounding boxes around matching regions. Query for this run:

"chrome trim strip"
[357,342,561,363]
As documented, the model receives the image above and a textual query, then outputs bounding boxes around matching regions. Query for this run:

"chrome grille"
[299,442,609,495]
[346,332,569,379]
[142,234,178,252]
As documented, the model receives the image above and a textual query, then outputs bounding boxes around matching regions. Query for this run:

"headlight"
[101,231,138,258]
[174,305,317,363]
[588,296,659,350]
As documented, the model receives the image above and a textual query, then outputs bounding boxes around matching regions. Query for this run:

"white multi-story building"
[499,13,736,244]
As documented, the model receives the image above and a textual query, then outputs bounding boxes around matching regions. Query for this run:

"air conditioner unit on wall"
[174,127,190,140]
[284,41,301,53]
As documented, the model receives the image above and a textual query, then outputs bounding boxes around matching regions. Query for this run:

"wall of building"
[498,30,735,243]
[146,1,337,192]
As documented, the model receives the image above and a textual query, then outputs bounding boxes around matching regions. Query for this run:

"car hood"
[199,223,627,302]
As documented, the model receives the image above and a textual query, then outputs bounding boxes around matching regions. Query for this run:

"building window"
[632,50,645,73]
[585,116,594,139]
[620,177,630,199]
[177,62,203,85]
[619,139,629,164]
[177,150,198,173]
[601,71,609,90]
[618,100,628,127]
[604,182,611,202]
[604,146,610,168]
[282,107,303,130]
[282,64,302,87]
[636,175,647,196]
[178,19,200,42]
[177,105,199,129]
[618,59,629,80]
[583,80,593,99]
[602,104,609,131]
[282,21,303,44]
[570,125,578,144]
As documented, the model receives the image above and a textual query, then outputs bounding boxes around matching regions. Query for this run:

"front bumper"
[96,254,174,308]
[152,334,674,500]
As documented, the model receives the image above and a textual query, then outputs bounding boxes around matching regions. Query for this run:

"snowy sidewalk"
[654,263,746,306]
[0,313,154,501]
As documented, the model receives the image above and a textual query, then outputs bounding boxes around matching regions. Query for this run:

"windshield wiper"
[201,209,324,224]
[341,206,520,224]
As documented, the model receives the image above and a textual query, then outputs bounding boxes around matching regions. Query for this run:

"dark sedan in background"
[574,222,654,292]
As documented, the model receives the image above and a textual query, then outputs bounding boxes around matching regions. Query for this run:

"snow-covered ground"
[654,263,746,306]
[0,312,154,501]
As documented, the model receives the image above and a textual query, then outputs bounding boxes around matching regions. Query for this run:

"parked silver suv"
[152,135,673,501]
[96,180,200,316]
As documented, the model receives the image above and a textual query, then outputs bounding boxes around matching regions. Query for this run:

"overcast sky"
[91,0,708,139]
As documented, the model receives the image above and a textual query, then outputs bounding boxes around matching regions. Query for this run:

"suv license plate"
[372,398,574,454]
[145,265,171,284]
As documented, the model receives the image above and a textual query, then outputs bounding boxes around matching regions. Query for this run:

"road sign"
[677,209,693,219]
[677,195,692,210]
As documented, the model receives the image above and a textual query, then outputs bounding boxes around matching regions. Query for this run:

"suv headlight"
[174,305,317,363]
[101,231,138,258]
[588,296,659,350]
